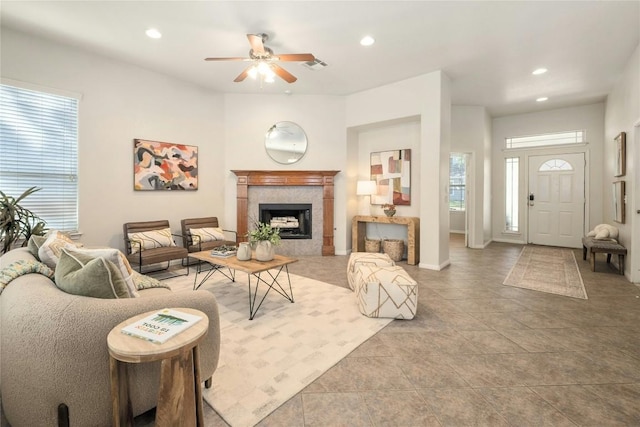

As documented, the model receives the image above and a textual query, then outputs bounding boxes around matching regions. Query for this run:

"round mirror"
[265,121,308,164]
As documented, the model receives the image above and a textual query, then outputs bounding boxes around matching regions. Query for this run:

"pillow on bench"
[128,227,176,254]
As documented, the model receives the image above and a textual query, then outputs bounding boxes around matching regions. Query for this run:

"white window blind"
[0,83,79,232]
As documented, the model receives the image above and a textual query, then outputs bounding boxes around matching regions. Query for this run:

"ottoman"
[352,264,418,319]
[347,252,395,291]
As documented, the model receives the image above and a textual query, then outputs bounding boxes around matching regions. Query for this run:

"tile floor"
[5,236,638,426]
[182,235,640,426]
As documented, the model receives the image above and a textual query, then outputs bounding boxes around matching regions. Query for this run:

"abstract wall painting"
[370,149,411,205]
[134,139,198,191]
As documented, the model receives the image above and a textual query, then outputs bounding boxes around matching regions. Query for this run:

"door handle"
[529,193,535,207]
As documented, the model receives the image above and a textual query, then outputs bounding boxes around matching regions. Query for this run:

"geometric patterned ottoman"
[352,264,418,319]
[347,252,395,291]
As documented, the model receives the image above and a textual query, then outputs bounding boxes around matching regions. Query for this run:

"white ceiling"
[2,1,638,117]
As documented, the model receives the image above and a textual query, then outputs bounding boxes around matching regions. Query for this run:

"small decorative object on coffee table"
[236,242,251,261]
[247,221,281,262]
[382,204,396,217]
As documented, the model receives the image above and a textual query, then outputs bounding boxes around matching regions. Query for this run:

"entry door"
[528,153,585,248]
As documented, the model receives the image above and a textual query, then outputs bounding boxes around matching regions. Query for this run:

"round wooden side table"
[107,308,209,427]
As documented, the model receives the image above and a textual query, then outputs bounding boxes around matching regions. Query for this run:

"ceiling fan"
[205,33,315,84]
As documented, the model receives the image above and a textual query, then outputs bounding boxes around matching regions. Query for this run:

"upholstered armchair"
[123,220,189,276]
[181,217,237,254]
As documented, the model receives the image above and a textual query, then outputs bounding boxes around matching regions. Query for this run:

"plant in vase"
[247,221,281,261]
[1,187,48,254]
[382,203,396,217]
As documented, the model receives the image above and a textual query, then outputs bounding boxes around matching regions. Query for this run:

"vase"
[255,241,275,261]
[236,242,252,261]
[384,209,396,217]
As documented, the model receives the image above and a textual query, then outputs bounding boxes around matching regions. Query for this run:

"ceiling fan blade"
[233,66,253,82]
[205,57,250,61]
[275,53,316,62]
[271,64,297,83]
[247,34,266,55]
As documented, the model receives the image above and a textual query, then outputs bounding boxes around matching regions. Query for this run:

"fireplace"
[259,203,312,239]
[232,170,340,255]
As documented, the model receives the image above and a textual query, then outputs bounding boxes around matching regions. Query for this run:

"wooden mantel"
[231,170,340,255]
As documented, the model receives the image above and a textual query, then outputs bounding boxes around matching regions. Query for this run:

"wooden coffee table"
[190,251,298,320]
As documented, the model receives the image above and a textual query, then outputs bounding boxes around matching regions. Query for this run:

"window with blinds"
[0,83,79,232]
[505,130,585,149]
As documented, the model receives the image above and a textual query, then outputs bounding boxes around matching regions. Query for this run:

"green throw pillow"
[27,235,47,261]
[55,249,130,299]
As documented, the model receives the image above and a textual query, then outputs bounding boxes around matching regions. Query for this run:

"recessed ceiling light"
[536,97,548,102]
[146,28,162,39]
[360,36,375,46]
[532,68,548,75]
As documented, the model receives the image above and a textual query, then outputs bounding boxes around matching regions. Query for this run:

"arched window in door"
[539,159,574,171]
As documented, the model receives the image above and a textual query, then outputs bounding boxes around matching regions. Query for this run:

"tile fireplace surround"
[232,170,340,255]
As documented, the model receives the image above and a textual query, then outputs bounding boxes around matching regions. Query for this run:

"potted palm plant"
[0,187,48,254]
[247,221,281,261]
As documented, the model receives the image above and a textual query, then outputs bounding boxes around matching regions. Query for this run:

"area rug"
[503,245,587,299]
[165,271,392,427]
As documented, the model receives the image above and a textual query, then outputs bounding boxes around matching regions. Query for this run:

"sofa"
[0,247,221,427]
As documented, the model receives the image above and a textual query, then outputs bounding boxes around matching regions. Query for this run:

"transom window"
[0,82,79,232]
[505,130,585,149]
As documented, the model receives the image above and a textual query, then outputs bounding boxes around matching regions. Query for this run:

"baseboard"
[419,259,451,270]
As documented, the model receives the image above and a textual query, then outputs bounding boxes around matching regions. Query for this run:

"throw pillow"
[0,259,54,295]
[128,228,176,254]
[66,247,139,297]
[38,230,81,268]
[131,270,170,291]
[55,249,130,299]
[27,235,47,260]
[189,227,226,244]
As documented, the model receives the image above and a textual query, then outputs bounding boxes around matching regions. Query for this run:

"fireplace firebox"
[259,203,312,239]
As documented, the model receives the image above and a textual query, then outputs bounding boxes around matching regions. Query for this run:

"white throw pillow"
[127,228,176,254]
[38,230,82,268]
[189,227,226,243]
[66,247,139,298]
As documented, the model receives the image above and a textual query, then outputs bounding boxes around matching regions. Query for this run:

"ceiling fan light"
[257,61,271,75]
[264,75,275,83]
[248,66,258,79]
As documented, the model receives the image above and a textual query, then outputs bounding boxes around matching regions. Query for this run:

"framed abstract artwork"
[134,139,198,191]
[370,149,411,205]
[614,132,626,177]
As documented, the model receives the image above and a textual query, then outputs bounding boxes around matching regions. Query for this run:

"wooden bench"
[582,236,627,275]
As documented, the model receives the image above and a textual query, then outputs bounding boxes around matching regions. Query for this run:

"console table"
[352,215,420,265]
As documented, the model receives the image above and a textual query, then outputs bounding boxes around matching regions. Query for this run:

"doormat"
[503,245,587,299]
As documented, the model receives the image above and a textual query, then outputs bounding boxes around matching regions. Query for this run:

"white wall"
[451,106,493,247]
[222,94,348,252]
[492,103,605,244]
[346,72,452,269]
[604,42,639,281]
[1,28,225,249]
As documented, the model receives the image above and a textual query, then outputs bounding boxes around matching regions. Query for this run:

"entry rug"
[165,271,392,427]
[503,245,587,299]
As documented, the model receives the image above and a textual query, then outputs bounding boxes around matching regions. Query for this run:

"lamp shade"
[356,180,377,196]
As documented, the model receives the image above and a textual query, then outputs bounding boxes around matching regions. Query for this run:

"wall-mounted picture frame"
[614,132,626,177]
[370,149,411,206]
[134,139,198,191]
[612,180,625,224]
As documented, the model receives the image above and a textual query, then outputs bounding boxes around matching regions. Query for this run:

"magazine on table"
[121,308,203,344]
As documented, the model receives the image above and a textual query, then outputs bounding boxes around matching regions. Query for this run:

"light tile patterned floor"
[6,236,632,426]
